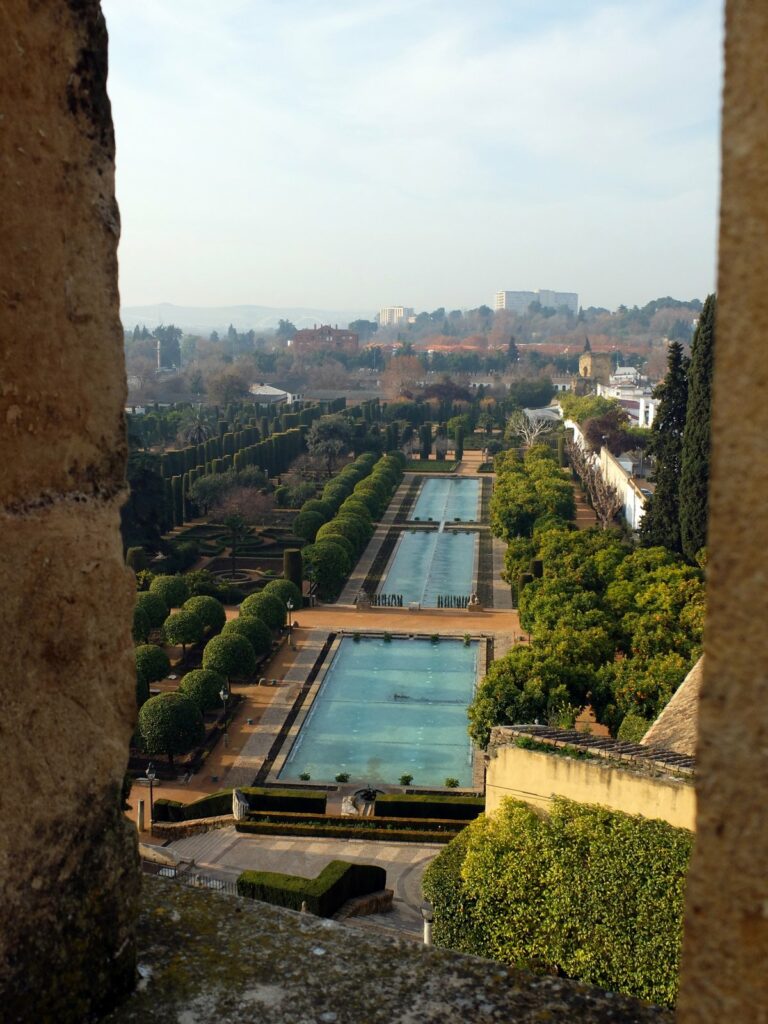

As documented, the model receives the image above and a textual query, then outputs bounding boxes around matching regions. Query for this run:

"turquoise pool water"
[378,530,477,606]
[409,477,480,522]
[278,637,477,787]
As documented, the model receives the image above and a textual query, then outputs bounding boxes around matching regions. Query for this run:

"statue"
[232,788,249,821]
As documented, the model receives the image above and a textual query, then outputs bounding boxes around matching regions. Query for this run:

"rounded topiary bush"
[133,604,151,644]
[202,633,256,680]
[338,497,373,524]
[293,510,326,543]
[262,578,302,610]
[240,591,286,631]
[163,609,204,652]
[183,595,227,634]
[221,616,272,657]
[149,577,191,606]
[302,540,352,601]
[135,643,171,683]
[300,498,334,520]
[136,691,205,765]
[149,574,190,609]
[178,668,228,712]
[311,532,354,562]
[135,591,169,629]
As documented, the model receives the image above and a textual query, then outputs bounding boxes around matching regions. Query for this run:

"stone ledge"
[107,877,672,1023]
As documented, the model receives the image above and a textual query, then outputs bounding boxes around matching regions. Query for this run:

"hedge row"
[298,451,407,600]
[235,820,455,844]
[243,811,467,834]
[237,860,386,917]
[152,786,326,822]
[422,797,692,1008]
[373,794,485,821]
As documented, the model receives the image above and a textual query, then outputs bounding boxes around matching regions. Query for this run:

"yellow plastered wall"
[486,744,696,831]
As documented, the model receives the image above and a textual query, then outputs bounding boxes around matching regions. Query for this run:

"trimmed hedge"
[422,797,692,1008]
[243,811,466,835]
[135,591,169,629]
[240,591,285,630]
[153,786,327,821]
[235,821,454,844]
[237,859,386,917]
[182,595,227,633]
[374,794,485,821]
[221,616,272,657]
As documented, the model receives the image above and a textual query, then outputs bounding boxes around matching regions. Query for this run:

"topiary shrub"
[293,510,326,543]
[202,632,256,680]
[149,574,190,609]
[135,643,171,683]
[262,578,302,610]
[300,498,334,520]
[182,594,227,634]
[162,609,205,654]
[133,604,151,644]
[310,532,354,563]
[135,591,169,629]
[237,860,386,917]
[240,591,285,631]
[302,541,352,601]
[374,794,484,820]
[178,668,228,712]
[283,548,303,593]
[136,692,205,766]
[221,616,272,657]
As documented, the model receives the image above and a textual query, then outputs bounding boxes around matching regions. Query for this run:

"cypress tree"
[679,294,716,562]
[639,341,689,553]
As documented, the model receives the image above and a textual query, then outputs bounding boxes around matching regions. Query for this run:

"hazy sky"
[104,0,723,314]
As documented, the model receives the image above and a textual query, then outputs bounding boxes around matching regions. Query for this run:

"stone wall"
[0,2,138,1018]
[486,742,695,831]
[677,1,768,1017]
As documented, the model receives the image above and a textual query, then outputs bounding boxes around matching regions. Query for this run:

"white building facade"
[379,306,414,326]
[495,289,579,314]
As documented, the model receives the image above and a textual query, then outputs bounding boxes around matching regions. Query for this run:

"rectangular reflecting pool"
[278,636,478,788]
[409,477,480,522]
[378,530,477,606]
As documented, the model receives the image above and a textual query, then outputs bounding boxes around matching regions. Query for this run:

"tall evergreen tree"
[639,341,689,553]
[679,294,716,561]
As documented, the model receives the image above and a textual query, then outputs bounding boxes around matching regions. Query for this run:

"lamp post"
[421,900,434,946]
[286,599,294,640]
[145,763,156,830]
[219,686,229,746]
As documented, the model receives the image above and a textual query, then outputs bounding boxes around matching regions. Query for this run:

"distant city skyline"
[104,0,722,312]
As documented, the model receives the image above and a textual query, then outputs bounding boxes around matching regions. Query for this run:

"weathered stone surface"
[0,0,126,506]
[0,1,137,1017]
[108,879,672,1024]
[677,2,768,1018]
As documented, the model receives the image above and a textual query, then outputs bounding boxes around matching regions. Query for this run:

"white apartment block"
[494,289,579,314]
[379,306,414,326]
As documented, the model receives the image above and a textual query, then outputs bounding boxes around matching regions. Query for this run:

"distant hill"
[120,302,373,333]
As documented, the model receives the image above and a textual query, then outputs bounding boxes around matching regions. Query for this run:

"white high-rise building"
[495,289,579,314]
[379,306,414,326]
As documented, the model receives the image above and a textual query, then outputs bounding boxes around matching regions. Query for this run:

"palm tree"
[179,408,213,446]
[223,513,250,576]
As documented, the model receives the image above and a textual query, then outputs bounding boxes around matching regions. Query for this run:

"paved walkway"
[166,828,441,935]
